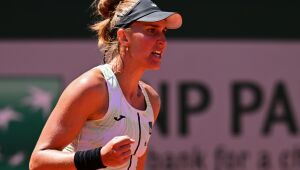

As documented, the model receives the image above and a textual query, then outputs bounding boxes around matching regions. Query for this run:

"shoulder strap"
[98,64,122,115]
[138,82,155,122]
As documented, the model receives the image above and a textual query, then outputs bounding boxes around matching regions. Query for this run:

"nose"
[157,33,167,48]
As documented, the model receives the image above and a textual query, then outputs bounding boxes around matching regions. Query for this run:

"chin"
[147,64,161,70]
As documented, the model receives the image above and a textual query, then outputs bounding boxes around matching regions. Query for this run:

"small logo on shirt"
[114,115,126,121]
[149,122,153,135]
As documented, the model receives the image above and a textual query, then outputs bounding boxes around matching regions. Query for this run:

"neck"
[109,58,145,99]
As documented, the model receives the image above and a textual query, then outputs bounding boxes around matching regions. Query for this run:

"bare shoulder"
[140,81,161,122]
[59,66,109,119]
[68,67,107,96]
[33,66,108,151]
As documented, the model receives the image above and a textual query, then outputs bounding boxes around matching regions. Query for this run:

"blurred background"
[1,0,300,170]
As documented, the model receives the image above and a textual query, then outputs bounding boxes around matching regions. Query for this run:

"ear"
[117,28,130,47]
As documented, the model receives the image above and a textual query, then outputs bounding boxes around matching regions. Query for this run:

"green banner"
[0,77,62,170]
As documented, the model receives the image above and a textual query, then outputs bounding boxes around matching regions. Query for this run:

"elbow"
[29,151,41,170]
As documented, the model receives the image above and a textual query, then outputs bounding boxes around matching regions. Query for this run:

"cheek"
[130,34,156,55]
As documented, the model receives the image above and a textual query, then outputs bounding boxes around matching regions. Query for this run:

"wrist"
[74,147,107,170]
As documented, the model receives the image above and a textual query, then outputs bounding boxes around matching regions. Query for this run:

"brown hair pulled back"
[91,0,138,63]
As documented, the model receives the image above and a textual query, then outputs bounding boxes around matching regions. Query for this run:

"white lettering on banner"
[146,145,300,170]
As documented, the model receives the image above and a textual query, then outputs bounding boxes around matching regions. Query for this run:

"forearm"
[30,149,76,170]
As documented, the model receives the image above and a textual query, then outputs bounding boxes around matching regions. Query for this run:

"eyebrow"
[144,24,160,28]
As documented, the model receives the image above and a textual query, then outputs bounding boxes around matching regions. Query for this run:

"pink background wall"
[1,40,299,170]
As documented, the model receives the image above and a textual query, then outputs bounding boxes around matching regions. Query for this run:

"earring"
[125,47,129,52]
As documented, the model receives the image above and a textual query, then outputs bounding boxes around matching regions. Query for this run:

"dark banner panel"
[1,1,300,39]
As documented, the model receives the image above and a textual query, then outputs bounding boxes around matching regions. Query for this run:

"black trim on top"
[127,155,133,170]
[127,112,142,170]
[133,113,142,155]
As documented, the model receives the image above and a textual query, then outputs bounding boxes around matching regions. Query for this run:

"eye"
[147,28,157,34]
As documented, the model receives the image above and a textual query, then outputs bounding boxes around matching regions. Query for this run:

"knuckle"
[112,140,119,145]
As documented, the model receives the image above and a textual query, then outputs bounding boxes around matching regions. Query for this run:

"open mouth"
[152,50,162,58]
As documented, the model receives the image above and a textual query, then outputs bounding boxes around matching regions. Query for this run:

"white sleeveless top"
[63,64,155,170]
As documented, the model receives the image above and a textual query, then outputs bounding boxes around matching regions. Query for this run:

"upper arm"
[136,149,148,170]
[33,69,108,151]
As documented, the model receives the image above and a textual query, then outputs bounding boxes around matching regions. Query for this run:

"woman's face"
[124,20,168,70]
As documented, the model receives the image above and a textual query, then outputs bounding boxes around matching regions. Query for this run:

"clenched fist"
[100,135,135,167]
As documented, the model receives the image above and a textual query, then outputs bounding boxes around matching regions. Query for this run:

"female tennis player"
[29,0,182,169]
